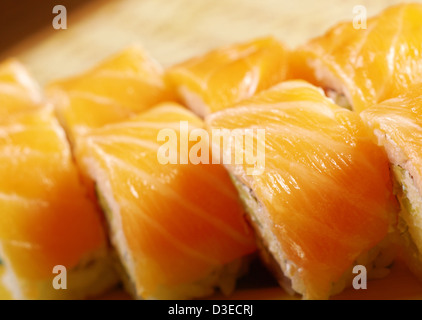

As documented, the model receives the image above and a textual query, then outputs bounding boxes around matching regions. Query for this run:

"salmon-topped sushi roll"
[47,45,176,145]
[0,61,118,299]
[361,83,422,283]
[166,37,289,117]
[206,80,398,299]
[0,59,41,116]
[77,103,257,299]
[292,3,422,112]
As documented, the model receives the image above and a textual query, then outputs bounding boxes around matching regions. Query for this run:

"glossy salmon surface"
[206,80,397,299]
[166,37,289,117]
[0,60,115,299]
[78,103,256,299]
[292,3,422,112]
[48,46,176,144]
[361,84,422,194]
[0,59,41,116]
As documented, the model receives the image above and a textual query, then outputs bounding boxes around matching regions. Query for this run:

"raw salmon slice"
[47,45,176,144]
[0,59,41,116]
[206,80,398,299]
[77,103,257,299]
[361,84,422,283]
[292,3,422,112]
[166,37,289,117]
[0,107,118,299]
[0,60,117,299]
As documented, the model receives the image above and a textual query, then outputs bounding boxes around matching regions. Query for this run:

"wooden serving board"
[2,0,422,300]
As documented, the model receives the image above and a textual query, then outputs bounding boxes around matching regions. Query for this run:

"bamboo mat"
[2,0,416,85]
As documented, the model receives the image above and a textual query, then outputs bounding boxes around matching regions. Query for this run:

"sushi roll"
[0,59,42,116]
[292,3,422,112]
[206,80,398,299]
[47,45,176,145]
[47,46,177,200]
[166,36,289,117]
[361,84,422,282]
[77,103,256,299]
[0,61,118,299]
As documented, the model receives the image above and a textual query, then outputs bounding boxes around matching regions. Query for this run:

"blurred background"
[0,0,418,84]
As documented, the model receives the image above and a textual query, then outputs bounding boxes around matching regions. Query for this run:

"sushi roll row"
[1,2,422,300]
[0,60,118,299]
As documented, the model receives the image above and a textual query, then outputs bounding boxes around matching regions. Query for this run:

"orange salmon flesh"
[206,80,398,299]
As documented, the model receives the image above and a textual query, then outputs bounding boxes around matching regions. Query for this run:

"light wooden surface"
[2,0,422,300]
[2,0,418,85]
